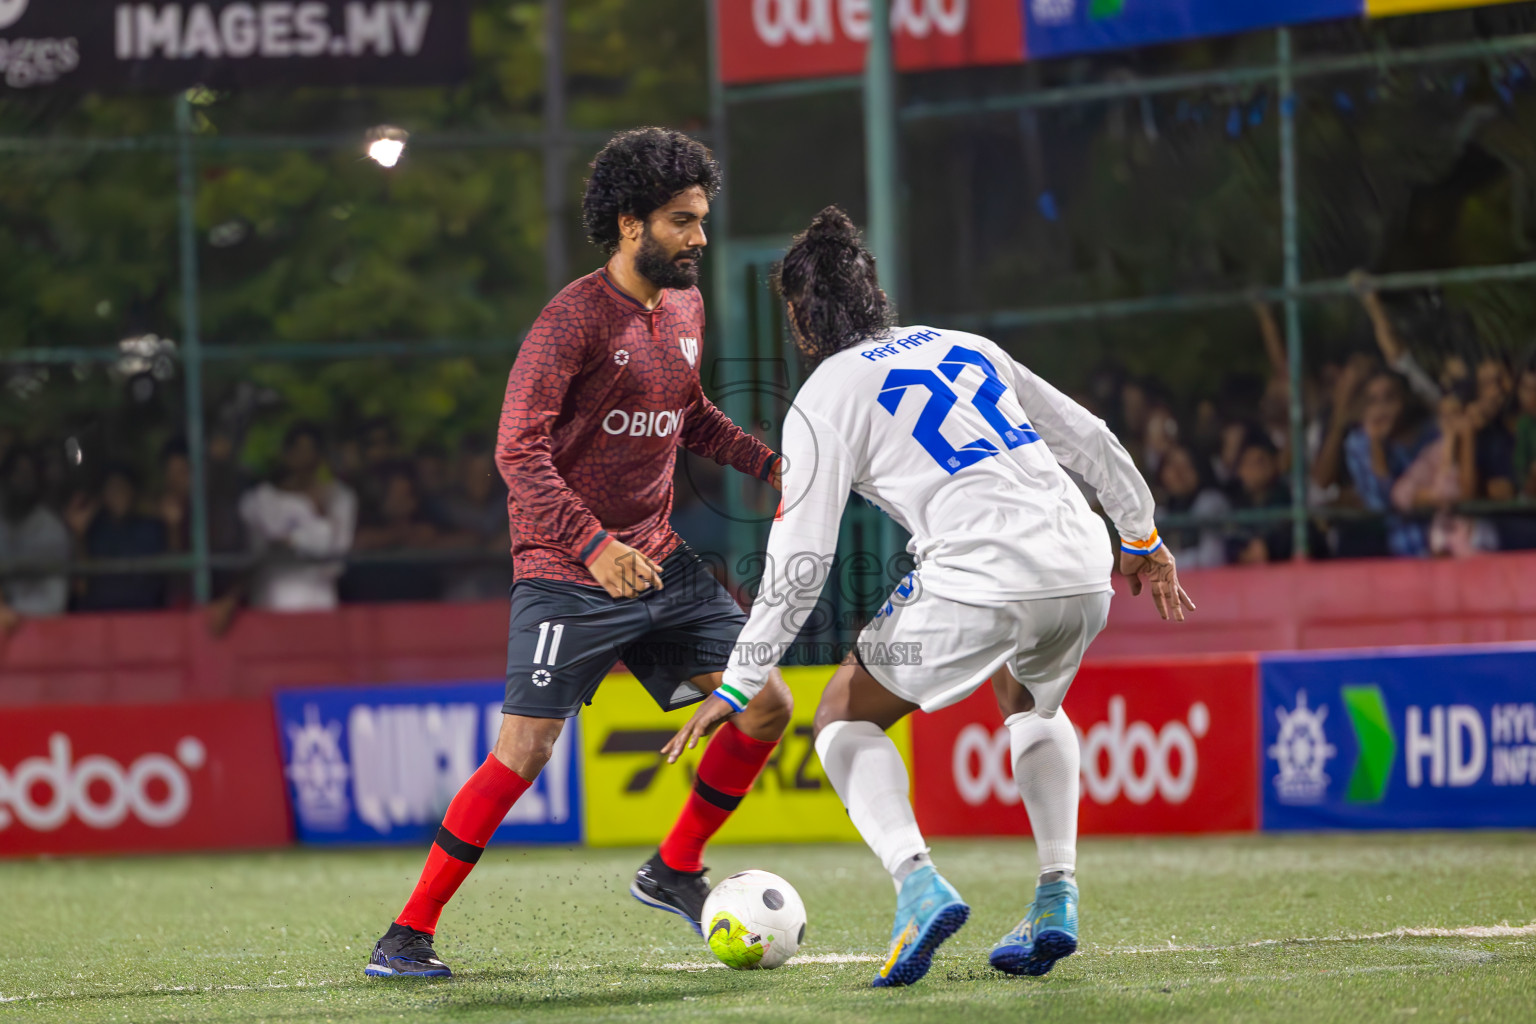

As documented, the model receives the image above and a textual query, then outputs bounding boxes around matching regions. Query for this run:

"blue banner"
[273,682,581,845]
[1025,1,1362,61]
[1262,647,1536,830]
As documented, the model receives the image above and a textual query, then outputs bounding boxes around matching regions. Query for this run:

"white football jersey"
[715,325,1159,710]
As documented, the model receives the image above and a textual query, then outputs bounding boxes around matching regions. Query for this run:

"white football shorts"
[856,587,1111,715]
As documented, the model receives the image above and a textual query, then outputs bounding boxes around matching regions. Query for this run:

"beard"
[634,226,702,290]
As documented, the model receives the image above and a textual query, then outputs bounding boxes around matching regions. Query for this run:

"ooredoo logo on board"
[0,702,290,856]
[751,0,972,46]
[718,0,1023,85]
[947,698,1212,808]
[912,656,1260,837]
[0,733,205,831]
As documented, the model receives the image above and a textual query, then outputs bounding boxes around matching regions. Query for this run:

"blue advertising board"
[1262,646,1536,830]
[1024,1,1362,61]
[273,682,581,845]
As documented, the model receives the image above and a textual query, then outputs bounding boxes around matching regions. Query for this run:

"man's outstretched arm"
[1004,354,1194,621]
[663,407,851,760]
[680,385,781,486]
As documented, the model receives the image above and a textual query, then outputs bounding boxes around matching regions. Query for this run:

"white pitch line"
[0,981,347,1004]
[1096,921,1536,955]
[1009,961,1435,997]
[3,923,1526,1001]
[657,953,881,970]
[653,921,1536,971]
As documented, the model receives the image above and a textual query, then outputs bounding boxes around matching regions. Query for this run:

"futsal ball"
[702,870,806,970]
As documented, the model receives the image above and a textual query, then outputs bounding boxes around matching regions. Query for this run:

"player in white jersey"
[662,207,1194,986]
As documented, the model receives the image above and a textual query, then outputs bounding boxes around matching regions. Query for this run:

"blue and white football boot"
[871,865,970,988]
[989,878,1079,977]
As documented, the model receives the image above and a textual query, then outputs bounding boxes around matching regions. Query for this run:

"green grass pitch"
[4,833,1534,1023]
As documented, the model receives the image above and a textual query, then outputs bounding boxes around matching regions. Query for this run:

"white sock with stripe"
[815,720,930,889]
[1006,709,1080,882]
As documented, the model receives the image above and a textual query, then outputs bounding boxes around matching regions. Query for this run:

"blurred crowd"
[1114,279,1536,569]
[5,278,1536,628]
[0,419,512,630]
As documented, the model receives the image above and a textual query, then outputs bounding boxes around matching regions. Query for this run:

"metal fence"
[4,2,1536,612]
[716,9,1536,578]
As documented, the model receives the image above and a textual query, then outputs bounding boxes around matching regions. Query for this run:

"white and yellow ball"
[702,870,807,970]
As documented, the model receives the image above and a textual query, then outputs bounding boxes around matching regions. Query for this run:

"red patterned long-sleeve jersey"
[497,269,778,584]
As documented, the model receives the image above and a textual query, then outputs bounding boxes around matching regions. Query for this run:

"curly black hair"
[582,128,721,256]
[776,206,895,368]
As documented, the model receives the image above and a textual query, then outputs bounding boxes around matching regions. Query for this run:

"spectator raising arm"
[1252,300,1288,380]
[1312,355,1369,492]
[1391,394,1465,512]
[1350,270,1441,407]
[1343,371,1430,557]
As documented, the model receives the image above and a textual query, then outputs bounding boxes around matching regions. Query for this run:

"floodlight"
[366,126,409,168]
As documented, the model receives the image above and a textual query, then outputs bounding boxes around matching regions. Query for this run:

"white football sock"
[1006,708,1080,881]
[815,720,930,888]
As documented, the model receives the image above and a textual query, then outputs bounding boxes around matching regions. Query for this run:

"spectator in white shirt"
[239,423,356,612]
[0,446,69,630]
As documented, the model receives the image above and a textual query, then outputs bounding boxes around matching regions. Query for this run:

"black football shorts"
[503,544,747,718]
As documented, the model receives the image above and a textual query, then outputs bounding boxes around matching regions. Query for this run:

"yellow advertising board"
[580,667,912,846]
[1367,0,1524,15]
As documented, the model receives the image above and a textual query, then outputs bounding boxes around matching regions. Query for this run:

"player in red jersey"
[366,128,793,978]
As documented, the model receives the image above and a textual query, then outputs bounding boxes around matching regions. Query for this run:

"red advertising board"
[718,0,1024,85]
[0,701,291,856]
[913,655,1259,836]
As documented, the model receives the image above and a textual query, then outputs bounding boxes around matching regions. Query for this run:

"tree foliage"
[0,0,709,469]
[6,1,1536,462]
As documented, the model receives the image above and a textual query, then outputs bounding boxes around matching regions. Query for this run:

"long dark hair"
[776,206,895,368]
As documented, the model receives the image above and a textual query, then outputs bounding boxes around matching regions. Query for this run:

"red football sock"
[396,754,531,935]
[659,720,779,873]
